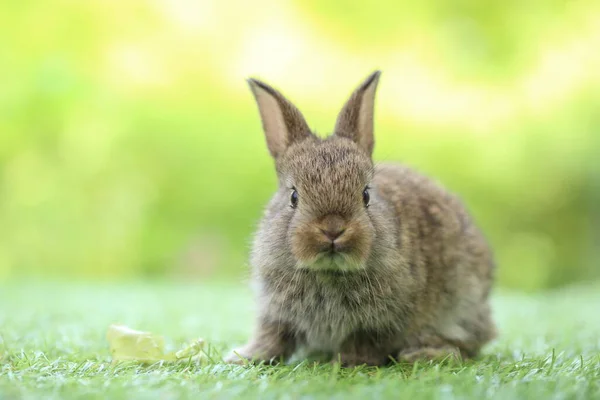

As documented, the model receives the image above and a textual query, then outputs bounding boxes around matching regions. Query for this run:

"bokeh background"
[1,0,599,291]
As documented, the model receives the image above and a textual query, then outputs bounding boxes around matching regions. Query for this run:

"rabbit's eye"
[363,188,370,207]
[290,189,299,208]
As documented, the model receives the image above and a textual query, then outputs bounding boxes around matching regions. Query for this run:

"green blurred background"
[1,0,599,290]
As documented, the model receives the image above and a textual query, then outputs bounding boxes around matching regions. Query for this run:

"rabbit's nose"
[320,228,346,241]
[318,214,347,242]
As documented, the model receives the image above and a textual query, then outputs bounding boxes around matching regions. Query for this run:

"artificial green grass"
[1,281,599,399]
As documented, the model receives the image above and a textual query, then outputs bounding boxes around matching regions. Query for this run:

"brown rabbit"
[225,71,496,366]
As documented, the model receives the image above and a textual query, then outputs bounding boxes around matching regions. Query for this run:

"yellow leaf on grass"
[107,324,205,364]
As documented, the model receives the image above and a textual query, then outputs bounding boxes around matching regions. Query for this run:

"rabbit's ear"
[247,78,312,159]
[334,71,381,156]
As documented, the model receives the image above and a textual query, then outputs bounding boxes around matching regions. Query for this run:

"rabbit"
[225,71,496,367]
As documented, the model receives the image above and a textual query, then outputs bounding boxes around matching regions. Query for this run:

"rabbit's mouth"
[323,240,347,256]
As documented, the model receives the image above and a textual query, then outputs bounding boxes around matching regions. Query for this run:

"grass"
[0,281,599,399]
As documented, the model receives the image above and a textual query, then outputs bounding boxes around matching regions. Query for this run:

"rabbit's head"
[248,71,384,272]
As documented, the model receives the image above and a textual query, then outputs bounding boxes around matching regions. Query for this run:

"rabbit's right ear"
[247,79,312,160]
[334,71,381,156]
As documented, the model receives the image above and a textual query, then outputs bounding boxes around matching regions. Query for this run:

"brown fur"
[225,71,496,366]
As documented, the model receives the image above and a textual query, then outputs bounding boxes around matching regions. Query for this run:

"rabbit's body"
[226,72,495,366]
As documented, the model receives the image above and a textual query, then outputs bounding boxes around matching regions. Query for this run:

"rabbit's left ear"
[334,71,381,156]
[247,78,312,160]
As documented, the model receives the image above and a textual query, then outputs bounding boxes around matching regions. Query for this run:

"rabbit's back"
[374,162,494,291]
